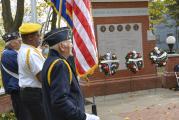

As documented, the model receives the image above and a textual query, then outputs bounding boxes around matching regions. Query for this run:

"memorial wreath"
[149,47,168,67]
[99,52,119,76]
[125,51,143,73]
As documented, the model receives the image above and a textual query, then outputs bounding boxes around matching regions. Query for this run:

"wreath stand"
[98,53,120,113]
[154,64,158,94]
[129,60,140,97]
[126,54,143,97]
[149,47,168,94]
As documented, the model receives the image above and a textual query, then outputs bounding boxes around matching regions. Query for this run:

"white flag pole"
[31,0,37,23]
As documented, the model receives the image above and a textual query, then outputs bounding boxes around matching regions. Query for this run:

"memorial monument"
[80,0,160,97]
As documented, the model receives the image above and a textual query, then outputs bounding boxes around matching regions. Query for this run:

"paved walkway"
[85,88,179,120]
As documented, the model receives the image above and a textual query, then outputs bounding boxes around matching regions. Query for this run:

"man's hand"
[85,113,100,120]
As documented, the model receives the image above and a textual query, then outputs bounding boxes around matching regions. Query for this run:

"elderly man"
[42,27,100,120]
[18,23,46,120]
[1,32,27,120]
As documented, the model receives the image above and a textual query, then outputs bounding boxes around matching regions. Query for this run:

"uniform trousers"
[11,91,29,120]
[20,87,46,120]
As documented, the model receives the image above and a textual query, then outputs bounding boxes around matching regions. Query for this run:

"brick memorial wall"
[0,94,12,113]
[80,0,161,97]
[163,54,179,88]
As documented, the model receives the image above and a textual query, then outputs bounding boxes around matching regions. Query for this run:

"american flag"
[49,0,98,77]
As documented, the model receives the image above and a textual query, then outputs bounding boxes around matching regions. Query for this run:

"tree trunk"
[1,0,13,32]
[12,0,25,32]
[1,0,24,33]
[43,0,57,30]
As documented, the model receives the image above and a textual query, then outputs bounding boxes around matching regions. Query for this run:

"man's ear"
[58,43,65,52]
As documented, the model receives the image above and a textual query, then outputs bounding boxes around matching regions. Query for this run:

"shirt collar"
[48,49,66,60]
[22,43,36,49]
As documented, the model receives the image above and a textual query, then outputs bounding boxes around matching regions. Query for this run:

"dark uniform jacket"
[42,49,86,120]
[1,48,19,94]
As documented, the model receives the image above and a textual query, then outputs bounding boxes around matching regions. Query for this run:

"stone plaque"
[92,8,148,17]
[97,23,143,70]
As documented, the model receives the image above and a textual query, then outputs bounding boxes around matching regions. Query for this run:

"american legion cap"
[19,23,42,35]
[43,27,72,47]
[2,32,20,43]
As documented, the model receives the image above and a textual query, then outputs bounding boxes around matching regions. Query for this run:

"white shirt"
[18,44,45,88]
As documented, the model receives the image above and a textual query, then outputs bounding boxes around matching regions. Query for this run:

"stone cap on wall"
[92,0,148,2]
[167,54,179,58]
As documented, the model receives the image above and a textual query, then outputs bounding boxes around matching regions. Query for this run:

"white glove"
[85,113,100,120]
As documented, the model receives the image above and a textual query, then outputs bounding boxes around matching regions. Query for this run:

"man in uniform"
[18,23,46,120]
[42,27,100,120]
[1,32,27,120]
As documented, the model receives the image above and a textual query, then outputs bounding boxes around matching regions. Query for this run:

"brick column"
[163,54,179,88]
[0,94,12,113]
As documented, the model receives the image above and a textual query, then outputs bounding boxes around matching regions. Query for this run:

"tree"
[149,0,167,26]
[43,0,57,30]
[1,0,25,32]
[166,1,179,25]
[149,0,176,31]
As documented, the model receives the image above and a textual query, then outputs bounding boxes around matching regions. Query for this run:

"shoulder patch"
[47,58,72,86]
[26,49,31,70]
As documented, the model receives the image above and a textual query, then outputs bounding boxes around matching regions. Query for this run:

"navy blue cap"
[2,32,20,42]
[43,27,72,47]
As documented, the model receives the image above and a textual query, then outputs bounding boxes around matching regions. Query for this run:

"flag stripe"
[73,13,97,63]
[73,49,85,74]
[76,0,95,40]
[73,37,90,71]
[72,48,86,74]
[73,28,96,67]
[66,3,72,17]
[74,55,86,74]
[66,0,73,5]
[83,0,90,10]
[74,1,96,47]
[66,0,73,18]
[74,1,96,49]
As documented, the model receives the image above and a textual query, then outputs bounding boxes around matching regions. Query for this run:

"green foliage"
[149,0,168,25]
[149,0,176,30]
[166,1,179,26]
[0,111,16,120]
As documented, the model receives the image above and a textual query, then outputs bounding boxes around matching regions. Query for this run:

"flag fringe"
[77,63,98,78]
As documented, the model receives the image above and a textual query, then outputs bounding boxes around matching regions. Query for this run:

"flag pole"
[92,96,97,115]
[58,0,63,28]
[31,0,37,23]
[42,7,52,35]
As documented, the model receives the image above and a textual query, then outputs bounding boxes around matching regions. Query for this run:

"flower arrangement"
[125,51,143,73]
[149,47,168,67]
[99,52,119,76]
[0,111,16,120]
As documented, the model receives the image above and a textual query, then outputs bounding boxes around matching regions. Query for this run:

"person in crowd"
[41,27,100,120]
[18,23,46,120]
[41,44,49,58]
[1,32,27,120]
